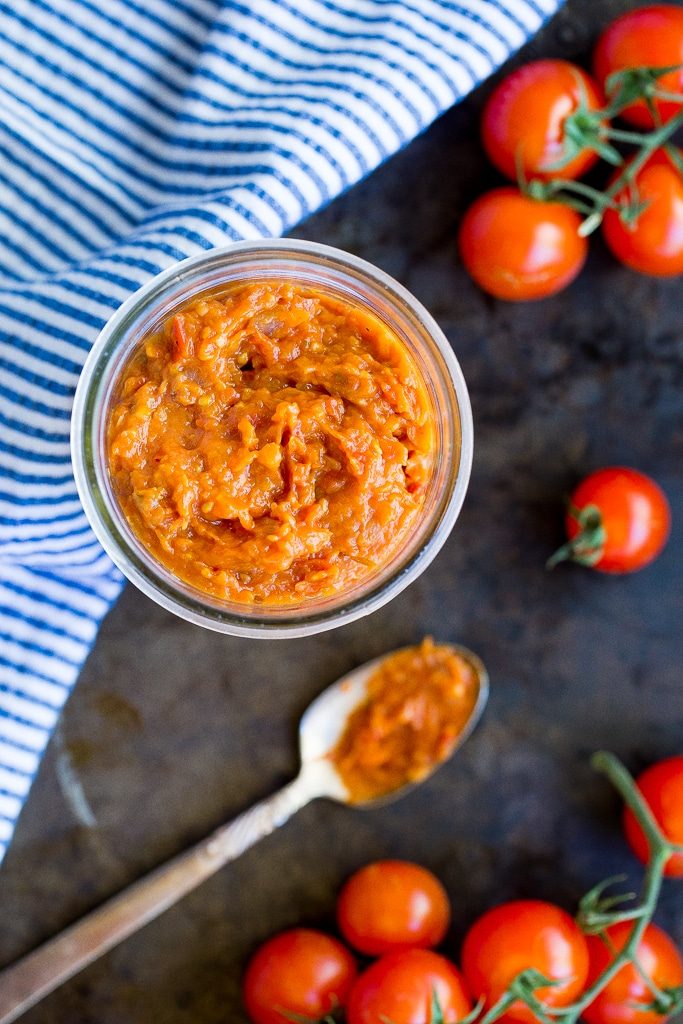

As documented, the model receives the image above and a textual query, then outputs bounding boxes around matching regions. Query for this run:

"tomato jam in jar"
[73,242,471,636]
[108,281,435,606]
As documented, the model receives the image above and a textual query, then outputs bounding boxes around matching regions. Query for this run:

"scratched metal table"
[1,0,682,1020]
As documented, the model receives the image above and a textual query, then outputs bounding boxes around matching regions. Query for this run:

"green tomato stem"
[600,66,683,120]
[549,179,621,209]
[579,906,647,930]
[631,954,669,1003]
[477,990,523,1024]
[603,128,653,145]
[591,752,674,855]
[546,504,605,570]
[664,145,683,176]
[651,89,683,103]
[602,109,683,203]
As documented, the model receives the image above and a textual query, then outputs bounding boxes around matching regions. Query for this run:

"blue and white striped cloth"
[0,0,560,865]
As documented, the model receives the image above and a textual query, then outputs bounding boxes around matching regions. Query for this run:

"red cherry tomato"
[623,756,683,877]
[481,59,604,182]
[551,467,671,573]
[461,900,589,1024]
[583,922,683,1024]
[593,4,683,128]
[337,860,451,956]
[458,188,587,301]
[346,948,471,1024]
[242,928,356,1024]
[602,149,683,277]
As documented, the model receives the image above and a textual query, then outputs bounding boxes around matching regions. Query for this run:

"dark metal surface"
[1,0,681,1019]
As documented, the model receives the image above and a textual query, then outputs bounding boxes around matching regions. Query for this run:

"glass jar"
[71,240,473,638]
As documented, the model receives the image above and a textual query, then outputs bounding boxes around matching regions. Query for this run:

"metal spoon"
[0,643,488,1024]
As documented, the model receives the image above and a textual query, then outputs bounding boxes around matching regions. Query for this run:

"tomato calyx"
[475,969,570,1024]
[546,503,606,570]
[547,71,620,173]
[429,988,447,1024]
[425,988,460,1024]
[556,104,621,171]
[631,984,683,1018]
[605,63,683,122]
[380,989,483,1024]
[577,875,640,935]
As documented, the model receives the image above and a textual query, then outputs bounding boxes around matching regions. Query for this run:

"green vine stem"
[541,106,683,236]
[472,753,683,1024]
[520,63,683,236]
[599,109,683,195]
[546,504,606,570]
[603,128,653,145]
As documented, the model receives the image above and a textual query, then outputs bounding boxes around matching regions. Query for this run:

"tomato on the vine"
[583,922,683,1024]
[461,900,589,1024]
[593,4,683,129]
[458,188,587,301]
[549,467,670,573]
[242,928,356,1024]
[602,148,683,277]
[624,756,683,877]
[346,948,471,1024]
[337,860,451,956]
[481,59,604,182]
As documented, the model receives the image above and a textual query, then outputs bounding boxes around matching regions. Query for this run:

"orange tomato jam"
[107,281,435,606]
[331,638,479,803]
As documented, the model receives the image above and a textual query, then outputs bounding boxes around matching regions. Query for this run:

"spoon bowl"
[298,643,489,807]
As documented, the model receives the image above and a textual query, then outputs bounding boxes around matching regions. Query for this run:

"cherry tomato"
[458,188,587,301]
[623,756,683,877]
[337,860,451,956]
[461,900,589,1024]
[583,922,683,1024]
[242,928,356,1024]
[602,149,683,277]
[550,467,671,573]
[481,59,604,182]
[593,4,683,128]
[346,948,471,1024]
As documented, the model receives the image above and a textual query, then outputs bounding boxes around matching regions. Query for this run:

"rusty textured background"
[1,0,682,1019]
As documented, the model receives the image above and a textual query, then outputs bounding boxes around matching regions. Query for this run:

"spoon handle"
[0,776,312,1024]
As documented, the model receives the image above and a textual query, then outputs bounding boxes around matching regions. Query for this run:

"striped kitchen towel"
[0,0,560,865]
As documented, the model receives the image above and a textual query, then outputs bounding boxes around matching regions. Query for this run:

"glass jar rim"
[71,239,473,638]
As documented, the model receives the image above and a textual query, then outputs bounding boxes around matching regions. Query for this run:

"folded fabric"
[0,0,560,866]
